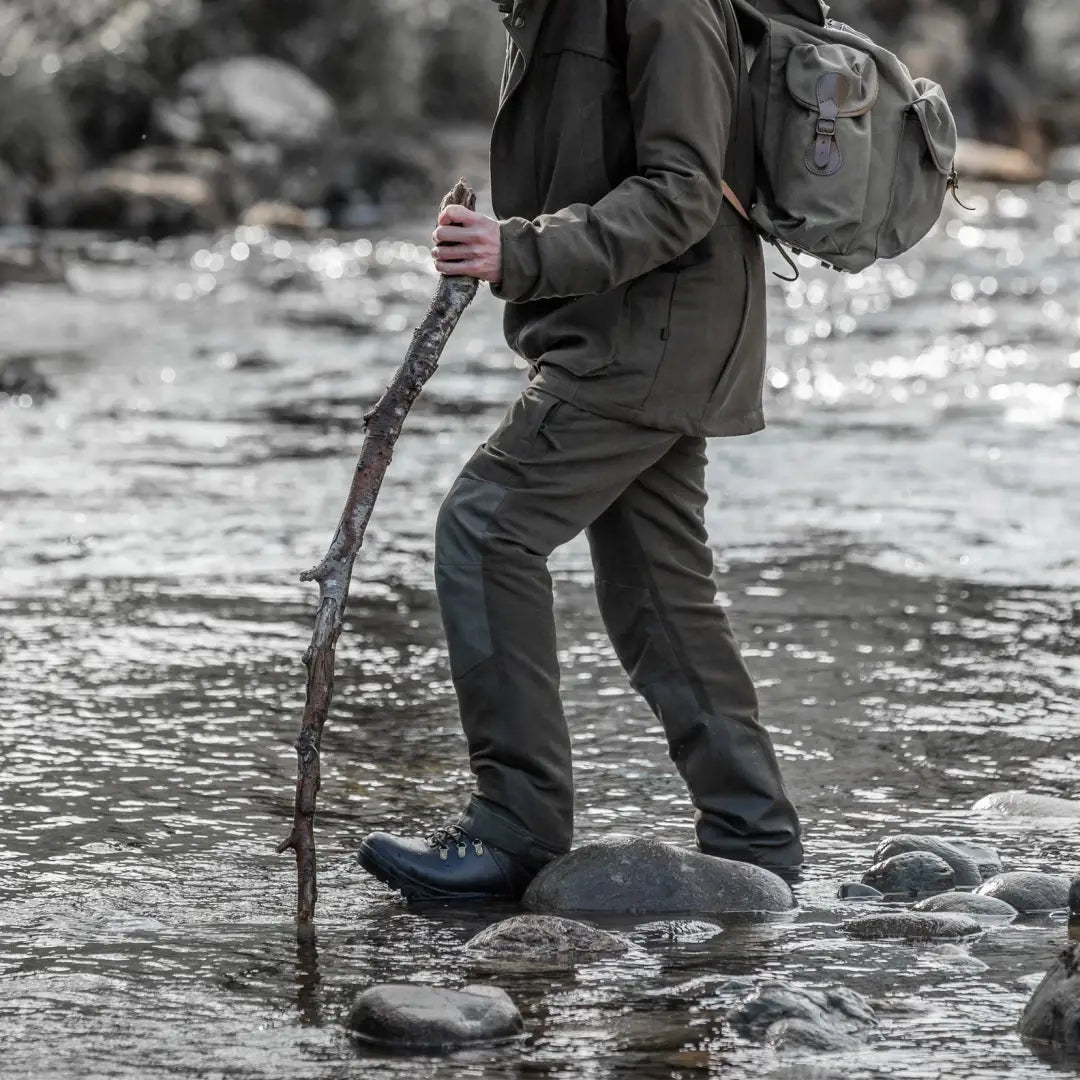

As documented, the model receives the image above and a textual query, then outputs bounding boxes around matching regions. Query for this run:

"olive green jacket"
[490,0,767,437]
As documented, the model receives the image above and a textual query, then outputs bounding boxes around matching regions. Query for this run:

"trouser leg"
[434,386,677,864]
[586,436,803,867]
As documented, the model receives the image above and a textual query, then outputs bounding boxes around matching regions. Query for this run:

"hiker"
[358,0,803,900]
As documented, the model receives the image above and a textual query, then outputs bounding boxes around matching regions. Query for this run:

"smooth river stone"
[844,912,983,941]
[465,914,628,959]
[873,835,984,887]
[1020,943,1080,1056]
[347,984,523,1049]
[522,838,795,915]
[942,839,1003,879]
[975,872,1072,914]
[861,851,955,897]
[973,791,1080,818]
[728,982,877,1053]
[914,891,1017,919]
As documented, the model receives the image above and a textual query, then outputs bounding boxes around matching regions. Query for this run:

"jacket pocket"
[618,270,679,404]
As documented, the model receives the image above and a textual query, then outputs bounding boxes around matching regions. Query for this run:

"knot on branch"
[441,178,477,213]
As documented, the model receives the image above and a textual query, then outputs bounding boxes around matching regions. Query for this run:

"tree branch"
[277,179,480,923]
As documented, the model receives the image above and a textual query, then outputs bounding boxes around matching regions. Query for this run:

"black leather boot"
[358,824,539,901]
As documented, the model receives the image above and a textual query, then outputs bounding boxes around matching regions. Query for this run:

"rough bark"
[277,179,479,923]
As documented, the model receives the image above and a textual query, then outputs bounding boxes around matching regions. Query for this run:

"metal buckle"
[815,117,836,136]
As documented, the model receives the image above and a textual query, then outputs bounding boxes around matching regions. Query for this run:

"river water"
[1,180,1079,1079]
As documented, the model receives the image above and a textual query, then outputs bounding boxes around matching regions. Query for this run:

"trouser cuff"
[457,796,566,870]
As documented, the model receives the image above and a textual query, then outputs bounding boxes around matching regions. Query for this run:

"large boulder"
[157,57,336,150]
[944,839,1004,880]
[347,984,523,1050]
[975,872,1072,915]
[466,915,628,961]
[861,851,955,898]
[873,836,985,887]
[973,791,1080,818]
[844,912,983,941]
[522,839,794,916]
[1019,943,1080,1058]
[914,891,1017,920]
[38,148,237,235]
[727,983,877,1053]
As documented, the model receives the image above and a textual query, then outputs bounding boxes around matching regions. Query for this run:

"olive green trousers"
[435,384,802,870]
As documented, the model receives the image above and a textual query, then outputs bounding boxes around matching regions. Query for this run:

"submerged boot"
[358,824,538,902]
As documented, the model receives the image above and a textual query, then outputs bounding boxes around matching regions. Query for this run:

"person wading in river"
[357,0,803,899]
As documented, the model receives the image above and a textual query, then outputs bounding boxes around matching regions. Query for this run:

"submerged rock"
[522,839,794,916]
[976,872,1072,914]
[873,836,984,887]
[347,984,523,1050]
[1019,943,1080,1057]
[914,891,1017,919]
[465,915,628,960]
[1071,876,1080,918]
[973,791,1080,818]
[728,983,876,1053]
[844,912,982,941]
[861,851,955,898]
[837,883,884,902]
[0,356,57,401]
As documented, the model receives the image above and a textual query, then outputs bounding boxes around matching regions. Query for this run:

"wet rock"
[944,839,1003,880]
[0,244,67,286]
[844,912,983,941]
[861,851,955,898]
[346,984,523,1050]
[634,919,724,942]
[1019,943,1080,1057]
[157,57,336,150]
[914,891,1017,919]
[727,983,876,1053]
[465,915,628,960]
[0,357,57,401]
[975,872,1072,914]
[1071,876,1080,918]
[838,883,884,902]
[522,838,794,916]
[873,835,983,887]
[973,791,1080,818]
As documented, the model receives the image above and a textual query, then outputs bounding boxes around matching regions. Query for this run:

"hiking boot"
[698,845,804,886]
[358,824,538,902]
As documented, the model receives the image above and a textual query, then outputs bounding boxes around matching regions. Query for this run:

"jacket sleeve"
[493,0,736,303]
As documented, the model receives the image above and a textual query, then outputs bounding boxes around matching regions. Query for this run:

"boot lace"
[427,825,484,860]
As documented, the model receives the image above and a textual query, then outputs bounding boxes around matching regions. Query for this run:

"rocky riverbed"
[3,0,1080,232]
[1,174,1080,1078]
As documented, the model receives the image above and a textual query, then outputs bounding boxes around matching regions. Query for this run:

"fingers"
[431,244,474,262]
[432,224,479,244]
[438,203,480,227]
[434,259,496,281]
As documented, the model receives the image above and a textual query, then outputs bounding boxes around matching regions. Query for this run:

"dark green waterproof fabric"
[488,0,767,438]
[435,387,803,867]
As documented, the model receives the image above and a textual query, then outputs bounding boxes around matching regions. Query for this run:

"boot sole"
[357,840,515,903]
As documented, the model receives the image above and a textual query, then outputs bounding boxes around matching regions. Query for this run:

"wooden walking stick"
[277,180,480,923]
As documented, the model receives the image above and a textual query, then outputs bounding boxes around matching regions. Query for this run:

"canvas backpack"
[609,0,961,275]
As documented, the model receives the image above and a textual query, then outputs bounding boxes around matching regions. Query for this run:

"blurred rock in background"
[0,0,1078,234]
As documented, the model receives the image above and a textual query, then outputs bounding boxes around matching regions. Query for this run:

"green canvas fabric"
[435,387,803,867]
[733,0,959,272]
[488,0,767,439]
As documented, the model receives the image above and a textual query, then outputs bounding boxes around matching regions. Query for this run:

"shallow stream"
[1,181,1079,1078]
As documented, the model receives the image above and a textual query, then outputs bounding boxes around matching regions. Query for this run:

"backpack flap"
[909,81,956,177]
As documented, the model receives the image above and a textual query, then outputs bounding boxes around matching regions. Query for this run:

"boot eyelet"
[457,843,467,859]
[439,846,448,860]
[474,840,484,856]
